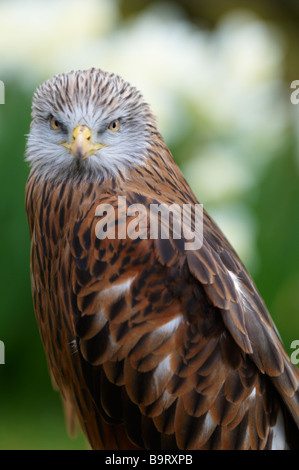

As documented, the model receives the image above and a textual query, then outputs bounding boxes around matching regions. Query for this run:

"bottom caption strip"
[98,451,281,464]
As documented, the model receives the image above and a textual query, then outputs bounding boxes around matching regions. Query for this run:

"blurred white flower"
[182,144,254,204]
[0,0,118,80]
[182,144,257,269]
[207,204,259,272]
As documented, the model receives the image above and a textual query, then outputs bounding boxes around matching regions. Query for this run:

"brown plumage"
[25,68,299,449]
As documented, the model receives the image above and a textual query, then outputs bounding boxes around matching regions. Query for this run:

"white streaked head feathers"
[26,68,157,181]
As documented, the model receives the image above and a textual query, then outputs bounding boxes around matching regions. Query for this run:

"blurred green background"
[0,0,299,450]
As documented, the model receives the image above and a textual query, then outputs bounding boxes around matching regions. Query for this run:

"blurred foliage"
[0,0,299,450]
[254,142,299,346]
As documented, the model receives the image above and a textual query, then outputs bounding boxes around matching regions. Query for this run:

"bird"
[25,68,299,450]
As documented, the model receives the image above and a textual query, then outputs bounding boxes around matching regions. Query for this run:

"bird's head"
[26,68,157,181]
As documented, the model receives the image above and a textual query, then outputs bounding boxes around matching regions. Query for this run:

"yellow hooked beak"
[61,125,106,159]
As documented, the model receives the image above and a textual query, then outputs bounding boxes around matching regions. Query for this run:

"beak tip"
[61,125,106,160]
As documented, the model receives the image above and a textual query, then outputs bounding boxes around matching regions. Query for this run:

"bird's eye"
[108,119,120,132]
[50,116,63,131]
